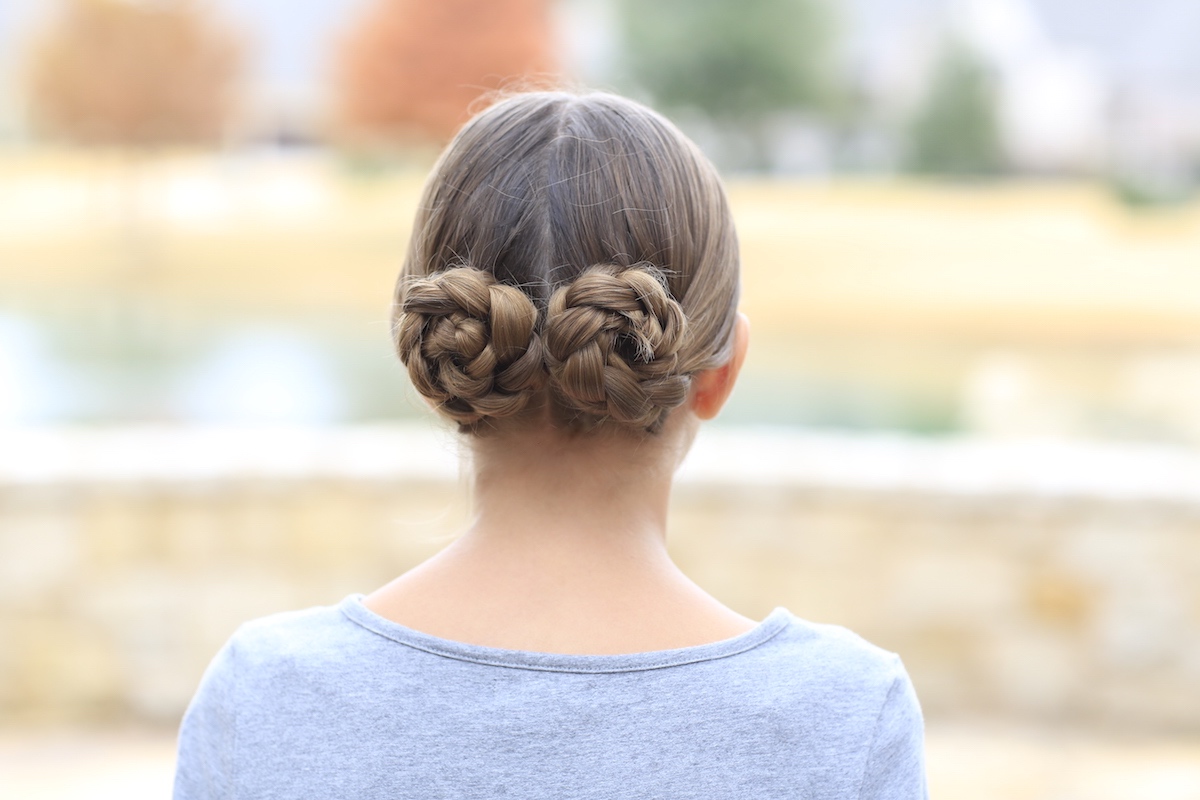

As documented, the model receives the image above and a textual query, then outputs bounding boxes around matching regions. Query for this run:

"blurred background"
[1,0,1198,797]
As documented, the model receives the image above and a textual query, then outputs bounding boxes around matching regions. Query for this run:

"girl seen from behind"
[174,90,928,799]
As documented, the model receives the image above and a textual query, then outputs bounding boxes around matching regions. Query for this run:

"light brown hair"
[393,91,739,433]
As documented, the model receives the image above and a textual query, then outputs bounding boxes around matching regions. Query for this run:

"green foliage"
[1108,172,1195,210]
[618,0,838,124]
[905,41,1005,177]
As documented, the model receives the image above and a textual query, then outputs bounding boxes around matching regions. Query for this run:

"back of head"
[394,91,740,434]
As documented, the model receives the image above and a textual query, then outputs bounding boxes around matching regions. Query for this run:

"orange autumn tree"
[26,0,243,291]
[334,0,557,146]
[27,0,242,148]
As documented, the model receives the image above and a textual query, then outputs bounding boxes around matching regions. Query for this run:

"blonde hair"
[393,91,739,434]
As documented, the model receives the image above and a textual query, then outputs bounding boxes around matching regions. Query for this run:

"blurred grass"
[3,149,1200,430]
[730,180,1200,342]
[5,150,1200,334]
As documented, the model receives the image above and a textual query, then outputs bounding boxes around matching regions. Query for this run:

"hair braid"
[395,267,546,425]
[543,263,690,433]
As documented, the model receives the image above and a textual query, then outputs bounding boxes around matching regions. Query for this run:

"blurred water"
[174,329,345,425]
[0,313,73,425]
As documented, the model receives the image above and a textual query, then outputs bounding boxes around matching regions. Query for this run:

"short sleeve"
[857,658,928,800]
[174,635,240,799]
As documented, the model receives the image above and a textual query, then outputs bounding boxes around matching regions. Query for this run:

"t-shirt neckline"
[338,594,792,674]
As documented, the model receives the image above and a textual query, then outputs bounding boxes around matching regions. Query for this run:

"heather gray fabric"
[174,595,928,799]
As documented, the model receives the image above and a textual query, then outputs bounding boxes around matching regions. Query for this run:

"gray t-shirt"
[174,595,928,799]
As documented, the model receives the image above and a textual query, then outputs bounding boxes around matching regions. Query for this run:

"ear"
[689,312,750,421]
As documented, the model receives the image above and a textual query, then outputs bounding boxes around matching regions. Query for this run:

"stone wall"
[2,427,1198,731]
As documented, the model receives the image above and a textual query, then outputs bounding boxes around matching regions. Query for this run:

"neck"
[363,414,756,653]
[462,423,683,561]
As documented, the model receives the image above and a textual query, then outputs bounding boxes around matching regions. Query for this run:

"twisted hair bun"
[544,263,690,433]
[395,267,546,425]
[397,92,740,435]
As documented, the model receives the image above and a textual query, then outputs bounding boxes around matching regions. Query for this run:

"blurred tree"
[617,0,840,170]
[905,41,1006,177]
[26,0,243,319]
[27,0,242,147]
[334,0,557,147]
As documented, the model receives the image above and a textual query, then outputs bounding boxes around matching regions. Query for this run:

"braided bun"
[395,267,546,425]
[544,263,690,433]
